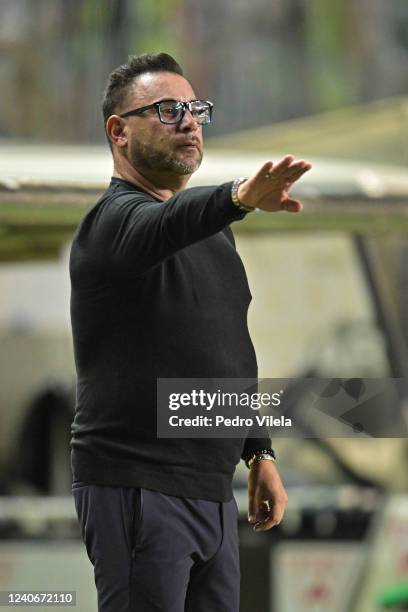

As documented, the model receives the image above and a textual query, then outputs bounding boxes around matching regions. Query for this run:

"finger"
[256,501,271,523]
[282,199,303,213]
[254,514,280,531]
[287,160,311,174]
[254,160,274,181]
[285,164,312,183]
[248,498,269,524]
[254,517,279,531]
[287,160,312,171]
[254,506,285,531]
[282,164,311,185]
[248,496,258,523]
[269,154,295,177]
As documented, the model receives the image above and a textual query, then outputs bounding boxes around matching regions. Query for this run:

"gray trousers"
[72,481,240,612]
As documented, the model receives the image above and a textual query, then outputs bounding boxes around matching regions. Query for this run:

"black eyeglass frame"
[118,99,214,125]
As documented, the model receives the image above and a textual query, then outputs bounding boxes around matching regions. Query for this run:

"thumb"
[281,198,303,213]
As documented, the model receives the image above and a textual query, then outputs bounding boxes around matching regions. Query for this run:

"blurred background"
[1,0,408,610]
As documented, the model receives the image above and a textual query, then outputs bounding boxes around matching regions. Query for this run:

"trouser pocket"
[130,487,144,558]
[72,483,144,574]
[72,484,96,565]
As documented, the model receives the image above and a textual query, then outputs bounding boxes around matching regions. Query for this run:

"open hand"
[237,155,312,213]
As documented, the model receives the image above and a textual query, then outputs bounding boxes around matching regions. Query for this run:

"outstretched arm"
[94,155,311,276]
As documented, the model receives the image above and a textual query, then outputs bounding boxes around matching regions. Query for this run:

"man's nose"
[178,107,200,131]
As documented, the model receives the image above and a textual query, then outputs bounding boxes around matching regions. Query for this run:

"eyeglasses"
[119,99,213,125]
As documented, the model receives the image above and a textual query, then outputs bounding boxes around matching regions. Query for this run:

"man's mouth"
[178,141,200,150]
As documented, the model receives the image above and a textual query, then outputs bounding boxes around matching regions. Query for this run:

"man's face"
[120,72,204,176]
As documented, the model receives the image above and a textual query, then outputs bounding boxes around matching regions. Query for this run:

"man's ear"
[106,115,127,148]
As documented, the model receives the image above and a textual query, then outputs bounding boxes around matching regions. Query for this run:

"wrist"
[231,178,255,213]
[249,456,278,472]
[245,448,276,469]
[237,181,254,210]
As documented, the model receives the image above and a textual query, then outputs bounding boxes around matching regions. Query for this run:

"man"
[70,52,311,612]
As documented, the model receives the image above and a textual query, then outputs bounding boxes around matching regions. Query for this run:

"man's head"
[103,53,210,178]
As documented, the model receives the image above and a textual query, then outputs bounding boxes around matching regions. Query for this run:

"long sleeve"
[89,181,247,277]
[241,431,273,462]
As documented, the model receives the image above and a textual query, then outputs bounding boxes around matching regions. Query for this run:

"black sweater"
[69,177,272,501]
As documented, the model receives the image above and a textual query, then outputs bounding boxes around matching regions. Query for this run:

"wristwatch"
[245,448,277,469]
[231,178,255,213]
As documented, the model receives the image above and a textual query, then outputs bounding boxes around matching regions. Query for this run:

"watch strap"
[231,178,254,213]
[245,448,277,469]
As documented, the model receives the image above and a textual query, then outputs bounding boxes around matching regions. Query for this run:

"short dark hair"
[102,52,184,124]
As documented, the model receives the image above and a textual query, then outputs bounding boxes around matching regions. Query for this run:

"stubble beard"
[130,140,202,176]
